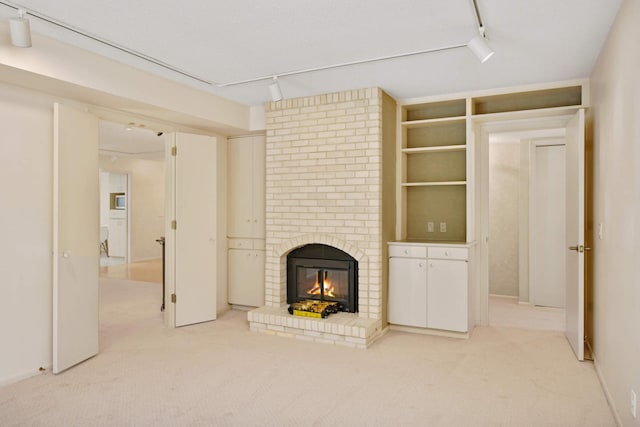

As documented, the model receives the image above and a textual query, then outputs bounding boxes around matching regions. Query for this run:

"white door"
[564,109,586,361]
[532,144,566,308]
[173,133,218,327]
[53,103,99,373]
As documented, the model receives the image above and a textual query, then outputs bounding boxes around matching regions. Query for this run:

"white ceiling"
[99,121,165,160]
[1,0,623,106]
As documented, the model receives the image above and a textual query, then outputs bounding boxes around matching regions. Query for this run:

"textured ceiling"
[1,0,623,106]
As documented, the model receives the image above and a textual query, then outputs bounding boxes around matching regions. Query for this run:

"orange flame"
[306,276,335,297]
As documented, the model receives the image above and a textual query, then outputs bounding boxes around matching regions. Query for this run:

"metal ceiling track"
[1,0,481,88]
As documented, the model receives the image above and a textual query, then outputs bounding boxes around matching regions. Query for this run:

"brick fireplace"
[248,88,396,348]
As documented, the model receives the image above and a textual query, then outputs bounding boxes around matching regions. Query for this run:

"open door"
[53,103,99,373]
[565,109,586,361]
[168,132,218,327]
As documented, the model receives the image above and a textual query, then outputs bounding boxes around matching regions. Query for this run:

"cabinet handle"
[404,249,409,255]
[444,251,449,257]
[418,263,424,267]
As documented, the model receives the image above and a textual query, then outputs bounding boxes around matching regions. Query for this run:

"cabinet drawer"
[389,245,427,258]
[428,246,468,260]
[228,238,253,249]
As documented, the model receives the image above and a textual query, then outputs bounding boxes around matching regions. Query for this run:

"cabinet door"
[388,257,427,328]
[107,218,127,257]
[251,136,265,237]
[228,136,265,239]
[228,249,265,307]
[228,138,254,237]
[427,259,467,332]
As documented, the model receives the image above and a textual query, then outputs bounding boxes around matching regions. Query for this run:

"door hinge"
[171,146,177,156]
[171,220,177,230]
[171,293,176,303]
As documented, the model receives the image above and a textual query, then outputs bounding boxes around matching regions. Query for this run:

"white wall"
[99,156,165,262]
[0,82,55,384]
[590,1,640,425]
[489,140,520,296]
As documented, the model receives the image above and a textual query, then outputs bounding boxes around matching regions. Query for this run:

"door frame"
[475,113,576,326]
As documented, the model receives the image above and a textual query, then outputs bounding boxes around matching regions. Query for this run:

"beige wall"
[590,1,640,425]
[99,156,166,262]
[489,141,520,296]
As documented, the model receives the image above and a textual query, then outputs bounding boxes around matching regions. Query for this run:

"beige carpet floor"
[0,278,615,426]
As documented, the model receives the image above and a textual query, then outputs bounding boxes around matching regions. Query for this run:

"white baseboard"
[593,354,623,427]
[0,366,49,387]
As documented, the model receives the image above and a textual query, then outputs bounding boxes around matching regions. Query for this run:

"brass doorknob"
[568,245,592,253]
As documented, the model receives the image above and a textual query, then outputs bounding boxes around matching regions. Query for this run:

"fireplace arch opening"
[286,244,358,313]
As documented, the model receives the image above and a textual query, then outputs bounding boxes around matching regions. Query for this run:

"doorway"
[479,117,570,331]
[97,119,166,319]
[98,119,166,275]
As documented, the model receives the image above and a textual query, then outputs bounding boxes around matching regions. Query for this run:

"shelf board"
[402,181,467,187]
[402,145,466,154]
[401,116,466,129]
[470,105,582,123]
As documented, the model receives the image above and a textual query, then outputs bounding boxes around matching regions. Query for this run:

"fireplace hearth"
[287,244,358,313]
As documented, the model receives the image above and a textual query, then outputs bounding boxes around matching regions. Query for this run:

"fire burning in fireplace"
[306,272,336,298]
[287,244,358,313]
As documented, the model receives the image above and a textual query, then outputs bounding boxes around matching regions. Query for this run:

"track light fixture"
[467,1,493,63]
[467,30,494,63]
[9,8,32,48]
[268,76,283,102]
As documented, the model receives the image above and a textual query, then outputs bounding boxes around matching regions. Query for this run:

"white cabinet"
[108,218,127,257]
[388,257,427,328]
[227,135,266,307]
[388,242,473,333]
[227,135,265,238]
[108,172,127,193]
[228,245,265,307]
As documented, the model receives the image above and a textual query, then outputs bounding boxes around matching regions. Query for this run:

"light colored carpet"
[0,278,615,426]
[489,295,565,331]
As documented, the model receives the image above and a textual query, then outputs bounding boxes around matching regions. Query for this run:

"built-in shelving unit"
[396,81,587,244]
[399,99,468,242]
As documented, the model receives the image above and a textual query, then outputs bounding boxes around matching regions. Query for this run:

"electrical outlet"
[427,222,434,233]
[440,222,446,233]
[632,389,637,418]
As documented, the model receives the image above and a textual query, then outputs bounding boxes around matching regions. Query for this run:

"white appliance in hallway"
[100,171,128,261]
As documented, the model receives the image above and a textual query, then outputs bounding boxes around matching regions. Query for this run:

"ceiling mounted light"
[468,33,494,63]
[9,9,32,48]
[268,76,283,102]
